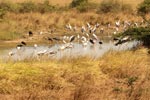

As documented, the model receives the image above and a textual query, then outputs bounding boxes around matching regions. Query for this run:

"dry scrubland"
[0,12,143,40]
[3,0,143,7]
[0,0,144,40]
[0,49,150,100]
[1,0,150,100]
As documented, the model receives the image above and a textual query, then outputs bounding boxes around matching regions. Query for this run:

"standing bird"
[100,28,104,34]
[87,22,91,29]
[114,36,131,46]
[28,31,33,37]
[73,25,77,32]
[81,26,86,33]
[16,44,23,50]
[95,23,100,28]
[8,51,15,56]
[115,20,120,28]
[34,44,37,49]
[92,33,98,40]
[99,41,103,44]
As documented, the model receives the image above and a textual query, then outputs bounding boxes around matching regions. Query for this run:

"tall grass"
[0,49,149,100]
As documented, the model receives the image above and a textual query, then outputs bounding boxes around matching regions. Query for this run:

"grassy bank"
[0,49,150,100]
[0,12,143,41]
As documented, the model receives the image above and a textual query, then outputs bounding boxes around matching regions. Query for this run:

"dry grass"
[0,48,150,100]
[1,0,143,7]
[0,12,143,40]
[0,0,144,40]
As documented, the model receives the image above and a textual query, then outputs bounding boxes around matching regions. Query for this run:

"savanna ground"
[1,0,150,100]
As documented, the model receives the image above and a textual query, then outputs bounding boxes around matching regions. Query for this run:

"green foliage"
[0,1,12,11]
[0,1,57,14]
[116,27,150,47]
[37,0,56,13]
[98,0,132,13]
[70,0,88,8]
[138,0,150,14]
[76,2,89,12]
[70,0,91,12]
[19,1,37,13]
[99,0,121,13]
[127,77,138,86]
[0,9,6,19]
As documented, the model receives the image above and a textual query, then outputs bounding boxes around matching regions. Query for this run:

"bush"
[98,0,121,13]
[70,0,88,8]
[0,9,6,19]
[115,27,150,47]
[76,2,89,12]
[138,0,150,14]
[0,1,12,11]
[0,1,57,13]
[19,1,37,13]
[37,0,56,13]
[122,4,133,12]
[98,0,132,13]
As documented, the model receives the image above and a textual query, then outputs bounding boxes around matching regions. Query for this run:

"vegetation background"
[1,0,150,100]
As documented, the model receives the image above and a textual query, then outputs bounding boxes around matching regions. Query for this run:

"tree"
[138,0,150,14]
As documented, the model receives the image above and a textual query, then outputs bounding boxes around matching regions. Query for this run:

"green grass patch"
[0,31,22,40]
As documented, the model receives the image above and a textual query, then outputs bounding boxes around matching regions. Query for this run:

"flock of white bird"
[3,19,146,61]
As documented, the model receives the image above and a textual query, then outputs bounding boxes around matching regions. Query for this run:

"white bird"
[113,31,117,35]
[81,36,87,42]
[95,23,100,28]
[45,50,57,55]
[107,23,111,28]
[115,27,119,32]
[63,40,67,44]
[115,20,120,27]
[92,26,97,33]
[8,51,15,56]
[87,22,91,29]
[34,44,37,49]
[77,34,80,39]
[68,23,72,31]
[65,24,72,31]
[100,28,104,33]
[66,43,74,49]
[92,33,98,40]
[58,45,66,51]
[73,25,77,31]
[16,46,21,50]
[37,50,47,56]
[81,26,86,33]
[39,31,43,35]
[82,41,88,47]
[134,22,138,27]
[85,33,89,38]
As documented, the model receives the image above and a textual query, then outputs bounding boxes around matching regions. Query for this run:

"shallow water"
[0,40,140,61]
